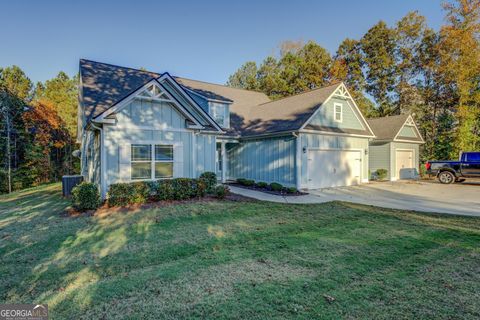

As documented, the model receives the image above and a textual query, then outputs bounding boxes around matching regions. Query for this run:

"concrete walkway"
[229,181,480,216]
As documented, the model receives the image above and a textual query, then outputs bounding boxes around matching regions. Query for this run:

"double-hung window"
[334,103,343,122]
[154,145,173,179]
[131,144,173,180]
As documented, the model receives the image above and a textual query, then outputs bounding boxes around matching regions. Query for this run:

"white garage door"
[307,150,361,189]
[396,150,414,179]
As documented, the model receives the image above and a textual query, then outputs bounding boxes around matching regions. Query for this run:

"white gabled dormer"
[182,87,232,129]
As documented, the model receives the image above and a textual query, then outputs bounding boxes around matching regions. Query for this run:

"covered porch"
[215,137,238,183]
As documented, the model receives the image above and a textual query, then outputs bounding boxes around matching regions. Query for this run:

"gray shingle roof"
[367,114,423,142]
[241,83,341,135]
[174,77,271,136]
[79,60,375,138]
[80,59,161,122]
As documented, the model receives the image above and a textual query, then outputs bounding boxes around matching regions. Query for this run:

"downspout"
[90,122,106,199]
[292,132,302,190]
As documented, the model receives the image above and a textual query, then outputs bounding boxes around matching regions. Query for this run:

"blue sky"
[0,0,445,85]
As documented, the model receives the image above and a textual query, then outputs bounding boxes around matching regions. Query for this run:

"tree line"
[1,0,478,194]
[0,67,78,193]
[227,0,480,162]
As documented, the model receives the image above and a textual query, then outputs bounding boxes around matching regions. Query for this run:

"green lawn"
[1,184,479,319]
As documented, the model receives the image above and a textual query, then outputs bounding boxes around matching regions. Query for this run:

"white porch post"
[221,141,226,183]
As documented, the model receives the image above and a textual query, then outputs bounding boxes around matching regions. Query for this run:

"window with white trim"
[210,102,229,128]
[334,103,343,122]
[131,144,173,180]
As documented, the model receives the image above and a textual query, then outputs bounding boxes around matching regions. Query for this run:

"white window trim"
[131,144,174,181]
[334,102,343,123]
[209,102,230,129]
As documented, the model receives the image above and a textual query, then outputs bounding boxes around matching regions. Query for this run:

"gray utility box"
[62,175,84,197]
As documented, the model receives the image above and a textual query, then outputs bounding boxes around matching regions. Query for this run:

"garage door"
[395,150,414,179]
[307,150,361,189]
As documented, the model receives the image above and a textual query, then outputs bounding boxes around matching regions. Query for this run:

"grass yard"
[1,184,479,319]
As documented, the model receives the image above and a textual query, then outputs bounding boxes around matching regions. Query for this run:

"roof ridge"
[80,58,162,77]
[176,76,268,94]
[368,114,410,120]
[256,81,342,107]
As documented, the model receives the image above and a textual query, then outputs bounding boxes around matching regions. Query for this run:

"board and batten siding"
[397,125,417,138]
[82,129,101,186]
[103,99,215,187]
[298,133,369,188]
[227,136,297,186]
[309,96,365,130]
[368,143,391,179]
[390,142,420,179]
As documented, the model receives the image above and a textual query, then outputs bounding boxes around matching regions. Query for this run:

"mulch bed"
[63,193,252,217]
[228,183,308,196]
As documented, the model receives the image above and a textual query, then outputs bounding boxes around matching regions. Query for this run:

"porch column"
[221,142,226,183]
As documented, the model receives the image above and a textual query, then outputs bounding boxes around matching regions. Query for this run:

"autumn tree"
[438,0,480,157]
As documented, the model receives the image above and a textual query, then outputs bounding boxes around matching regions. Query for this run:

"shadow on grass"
[0,184,479,318]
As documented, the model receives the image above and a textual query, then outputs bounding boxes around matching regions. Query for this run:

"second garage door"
[395,149,414,179]
[307,150,361,189]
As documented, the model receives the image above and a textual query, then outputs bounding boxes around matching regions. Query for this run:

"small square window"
[334,103,343,122]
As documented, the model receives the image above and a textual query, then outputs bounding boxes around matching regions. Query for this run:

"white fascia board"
[156,74,224,132]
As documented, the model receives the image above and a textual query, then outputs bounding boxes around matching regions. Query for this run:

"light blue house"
[78,60,378,198]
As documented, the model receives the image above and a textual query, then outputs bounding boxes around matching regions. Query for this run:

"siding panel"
[308,96,365,130]
[227,136,296,186]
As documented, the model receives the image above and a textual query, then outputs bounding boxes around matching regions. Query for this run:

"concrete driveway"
[229,180,480,216]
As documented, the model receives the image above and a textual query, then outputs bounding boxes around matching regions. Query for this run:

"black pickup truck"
[426,151,480,184]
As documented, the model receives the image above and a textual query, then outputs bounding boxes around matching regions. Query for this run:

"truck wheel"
[438,171,455,184]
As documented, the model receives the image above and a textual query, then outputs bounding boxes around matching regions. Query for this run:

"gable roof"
[239,83,340,135]
[175,77,271,135]
[79,60,222,132]
[367,114,423,143]
[80,59,161,122]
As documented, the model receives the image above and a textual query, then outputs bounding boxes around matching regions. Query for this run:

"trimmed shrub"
[243,179,255,187]
[237,178,247,185]
[108,181,150,207]
[375,169,388,181]
[286,187,297,194]
[172,178,194,200]
[270,182,283,192]
[199,171,217,193]
[256,181,268,188]
[108,178,207,206]
[214,185,230,199]
[71,182,101,211]
[154,180,175,201]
